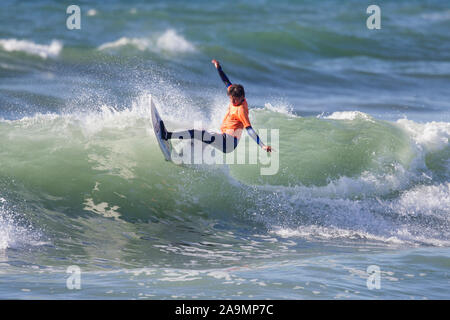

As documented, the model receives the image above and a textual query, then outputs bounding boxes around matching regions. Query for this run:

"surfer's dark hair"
[227,84,245,98]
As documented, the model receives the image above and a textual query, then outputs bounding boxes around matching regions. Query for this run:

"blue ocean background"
[0,0,449,299]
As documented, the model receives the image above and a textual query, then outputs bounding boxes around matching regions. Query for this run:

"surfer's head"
[227,84,245,106]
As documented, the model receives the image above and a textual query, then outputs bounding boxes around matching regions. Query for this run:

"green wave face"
[229,110,415,187]
[0,114,196,221]
[0,110,412,201]
[0,107,437,217]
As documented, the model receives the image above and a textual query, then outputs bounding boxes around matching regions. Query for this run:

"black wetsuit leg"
[167,129,238,153]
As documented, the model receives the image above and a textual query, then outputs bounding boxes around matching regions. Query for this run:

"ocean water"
[0,0,449,299]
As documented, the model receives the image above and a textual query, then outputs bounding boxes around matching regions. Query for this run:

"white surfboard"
[150,97,173,162]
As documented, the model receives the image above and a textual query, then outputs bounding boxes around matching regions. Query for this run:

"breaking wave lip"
[320,111,449,153]
[262,102,297,117]
[0,39,62,59]
[395,118,450,152]
[98,37,148,51]
[321,111,375,122]
[98,29,196,54]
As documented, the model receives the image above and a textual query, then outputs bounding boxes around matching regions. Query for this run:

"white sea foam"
[0,200,16,250]
[0,39,62,59]
[83,198,121,220]
[271,225,407,244]
[271,205,450,247]
[0,199,8,250]
[0,220,13,250]
[396,119,450,152]
[98,37,149,51]
[324,111,375,122]
[86,9,97,16]
[98,29,195,54]
[262,170,450,246]
[258,163,412,199]
[393,183,450,219]
[0,200,44,250]
[155,29,195,53]
[263,102,296,117]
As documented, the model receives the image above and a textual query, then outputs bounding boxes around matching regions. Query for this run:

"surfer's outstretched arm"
[237,104,272,152]
[212,59,232,89]
[246,126,272,152]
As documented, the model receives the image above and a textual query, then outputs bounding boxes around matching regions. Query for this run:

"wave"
[0,39,62,59]
[269,179,450,247]
[0,96,448,249]
[98,29,196,54]
[1,99,448,194]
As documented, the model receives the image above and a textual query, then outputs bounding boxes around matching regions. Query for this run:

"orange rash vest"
[220,99,251,139]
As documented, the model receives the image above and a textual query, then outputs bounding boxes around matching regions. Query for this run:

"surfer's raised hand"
[211,59,220,69]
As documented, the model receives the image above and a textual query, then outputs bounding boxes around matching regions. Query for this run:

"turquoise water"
[0,0,449,299]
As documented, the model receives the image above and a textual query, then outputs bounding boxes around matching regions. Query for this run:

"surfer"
[159,60,272,153]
